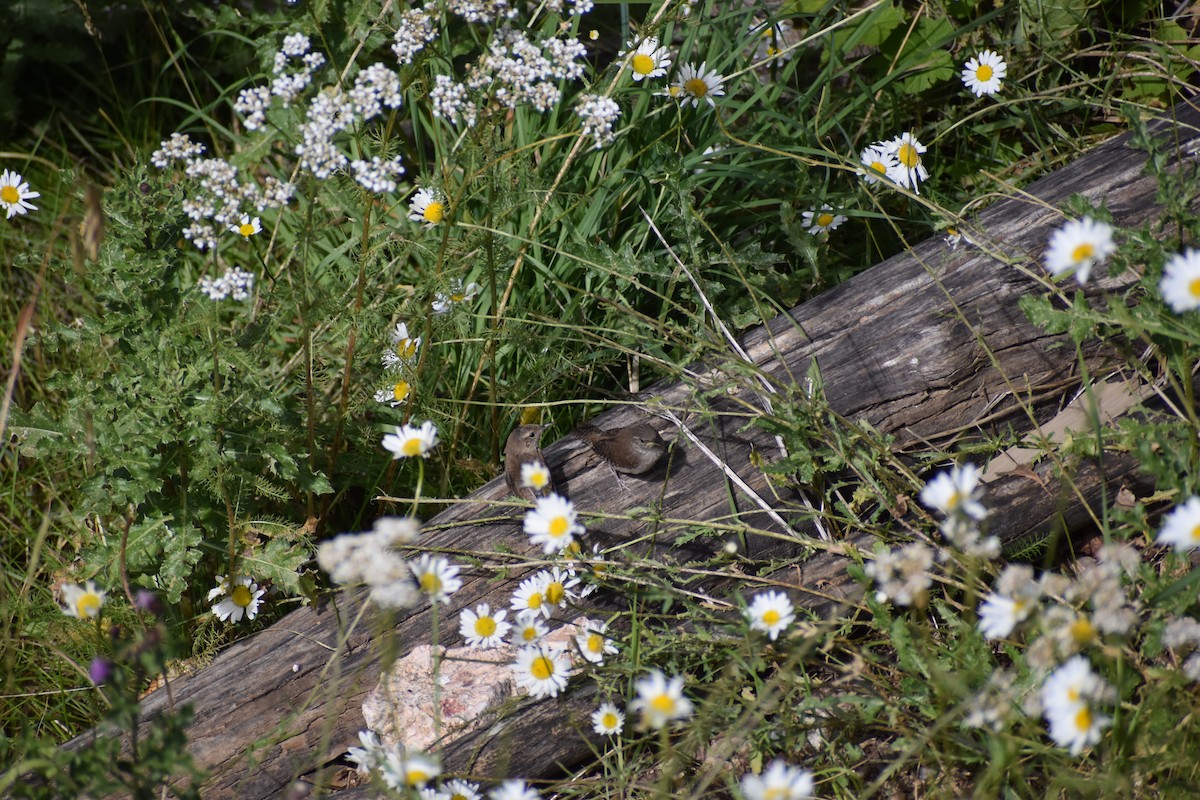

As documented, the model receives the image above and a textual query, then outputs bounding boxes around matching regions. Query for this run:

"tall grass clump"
[3,0,1200,795]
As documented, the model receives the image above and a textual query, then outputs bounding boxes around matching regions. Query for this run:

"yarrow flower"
[1156,495,1200,552]
[801,204,847,236]
[411,554,462,604]
[460,603,511,649]
[864,542,934,607]
[523,493,585,554]
[623,37,671,81]
[1040,655,1114,756]
[211,574,266,623]
[591,701,625,735]
[382,420,440,458]
[961,49,1007,96]
[229,215,262,238]
[409,187,447,228]
[1044,216,1116,284]
[198,267,256,301]
[745,589,796,641]
[351,155,405,194]
[513,645,572,699]
[1159,249,1200,313]
[576,94,621,149]
[675,62,726,108]
[59,580,106,619]
[630,669,693,728]
[317,517,422,609]
[740,759,814,800]
[0,169,41,219]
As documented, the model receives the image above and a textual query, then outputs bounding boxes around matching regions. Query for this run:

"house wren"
[575,422,667,475]
[504,424,555,501]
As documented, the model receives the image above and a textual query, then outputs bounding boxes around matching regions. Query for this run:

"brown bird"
[504,424,555,501]
[575,421,667,475]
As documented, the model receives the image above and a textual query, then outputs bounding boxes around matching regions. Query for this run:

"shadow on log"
[63,98,1200,798]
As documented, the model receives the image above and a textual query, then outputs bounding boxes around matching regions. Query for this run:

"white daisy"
[59,580,106,619]
[381,747,441,789]
[409,187,447,228]
[212,575,265,623]
[630,669,693,728]
[961,49,1007,96]
[510,574,549,617]
[537,566,580,617]
[977,590,1037,640]
[740,759,815,800]
[206,573,231,601]
[520,461,553,494]
[575,620,618,664]
[1040,656,1113,756]
[510,609,549,645]
[346,729,386,777]
[883,132,929,194]
[745,589,796,641]
[0,169,40,218]
[1044,216,1116,284]
[374,380,412,407]
[432,280,481,314]
[920,463,987,521]
[411,554,461,604]
[523,493,585,555]
[512,645,572,699]
[490,781,540,800]
[1157,496,1200,552]
[228,214,262,238]
[625,37,671,81]
[751,20,793,66]
[801,204,847,236]
[858,144,898,186]
[1159,249,1200,313]
[675,62,726,108]
[382,420,439,458]
[443,779,482,800]
[591,701,625,735]
[384,321,421,365]
[459,603,511,649]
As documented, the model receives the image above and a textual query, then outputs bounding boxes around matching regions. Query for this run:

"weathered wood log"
[64,100,1200,798]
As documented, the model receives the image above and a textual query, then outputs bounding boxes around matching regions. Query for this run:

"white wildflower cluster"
[864,541,935,607]
[349,62,403,121]
[447,0,519,24]
[576,94,621,149]
[271,35,325,109]
[375,321,421,408]
[153,132,293,250]
[962,669,1017,732]
[392,6,439,64]
[1039,656,1115,756]
[296,89,355,178]
[198,266,256,301]
[346,733,444,792]
[749,19,794,67]
[461,29,588,116]
[317,517,423,609]
[430,74,478,128]
[740,759,814,800]
[1163,617,1200,681]
[858,131,929,194]
[920,462,999,558]
[351,155,406,193]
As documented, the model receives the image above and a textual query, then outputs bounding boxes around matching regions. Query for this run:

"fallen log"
[64,99,1200,798]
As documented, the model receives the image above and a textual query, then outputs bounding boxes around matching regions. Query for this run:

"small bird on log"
[504,424,555,501]
[575,421,667,475]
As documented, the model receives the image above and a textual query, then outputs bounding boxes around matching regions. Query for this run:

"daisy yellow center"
[587,633,604,653]
[684,77,709,97]
[1189,278,1200,299]
[870,159,888,175]
[602,711,618,727]
[816,212,834,227]
[667,85,681,97]
[393,381,411,402]
[421,573,443,594]
[450,291,466,301]
[946,490,962,511]
[1191,523,1200,542]
[1074,705,1092,732]
[77,593,103,618]
[232,584,253,608]
[1070,617,1096,645]
[1,185,18,204]
[398,338,417,359]
[1066,686,1082,704]
[406,768,430,785]
[238,222,256,236]
[1071,242,1095,263]
[531,655,555,680]
[762,609,781,626]
[527,592,544,609]
[549,515,569,538]
[632,54,656,75]
[529,469,549,489]
[650,693,676,714]
[764,789,788,800]
[545,582,565,605]
[897,142,921,168]
[767,46,781,57]
[975,64,994,82]
[403,436,424,456]
[452,794,470,800]
[475,616,498,637]
[423,201,444,224]
[522,626,539,642]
